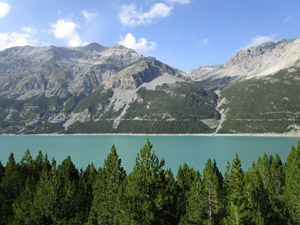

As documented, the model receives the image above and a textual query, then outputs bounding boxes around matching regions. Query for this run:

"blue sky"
[0,0,300,71]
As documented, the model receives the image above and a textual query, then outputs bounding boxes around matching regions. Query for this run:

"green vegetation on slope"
[219,67,300,133]
[0,140,300,224]
[125,82,220,120]
[67,82,219,134]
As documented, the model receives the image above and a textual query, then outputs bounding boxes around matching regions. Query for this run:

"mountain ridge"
[187,37,300,85]
[0,43,219,134]
[0,37,300,134]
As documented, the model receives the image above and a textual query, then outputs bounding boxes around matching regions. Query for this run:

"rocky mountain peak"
[81,42,106,52]
[188,37,300,84]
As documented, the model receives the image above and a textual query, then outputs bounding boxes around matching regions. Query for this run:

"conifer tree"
[30,158,58,225]
[55,155,80,223]
[163,169,180,224]
[244,163,268,224]
[285,142,300,224]
[77,163,97,224]
[0,153,23,224]
[201,159,224,224]
[253,153,287,224]
[11,176,36,225]
[32,151,46,183]
[224,154,248,225]
[88,145,126,224]
[124,139,171,225]
[179,172,202,224]
[176,163,198,219]
[181,159,224,225]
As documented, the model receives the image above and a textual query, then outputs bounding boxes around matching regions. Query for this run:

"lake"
[0,135,298,174]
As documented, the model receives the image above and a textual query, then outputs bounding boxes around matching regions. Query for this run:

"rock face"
[0,43,143,99]
[188,38,300,86]
[1,37,300,134]
[187,37,300,134]
[0,43,218,134]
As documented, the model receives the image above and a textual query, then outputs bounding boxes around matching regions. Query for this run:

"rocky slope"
[188,37,300,134]
[1,37,300,134]
[188,38,300,89]
[0,43,218,134]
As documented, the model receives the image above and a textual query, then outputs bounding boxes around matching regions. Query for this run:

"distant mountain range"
[1,38,300,134]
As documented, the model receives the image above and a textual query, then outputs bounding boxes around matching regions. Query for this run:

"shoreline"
[1,133,299,138]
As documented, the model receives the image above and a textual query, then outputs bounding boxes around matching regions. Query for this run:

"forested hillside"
[0,140,300,224]
[219,67,300,133]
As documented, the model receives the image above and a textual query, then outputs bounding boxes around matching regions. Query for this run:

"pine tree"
[77,163,97,224]
[163,169,180,224]
[11,176,36,225]
[244,163,268,225]
[55,155,80,223]
[201,159,224,225]
[31,156,80,224]
[285,142,300,224]
[88,145,126,224]
[268,153,287,223]
[176,163,198,220]
[0,153,23,224]
[181,159,224,225]
[224,154,249,225]
[30,158,58,225]
[179,172,203,224]
[32,151,46,183]
[123,139,171,225]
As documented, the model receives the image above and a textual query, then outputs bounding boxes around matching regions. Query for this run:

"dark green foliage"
[73,87,113,115]
[285,142,300,224]
[181,159,224,225]
[0,161,4,183]
[77,163,97,223]
[117,119,213,134]
[67,119,213,134]
[200,159,225,224]
[125,83,220,120]
[180,172,203,224]
[0,153,23,224]
[0,140,300,224]
[66,120,114,133]
[219,67,300,133]
[224,154,249,225]
[32,122,64,134]
[176,163,199,220]
[66,82,218,134]
[88,145,126,224]
[123,139,175,224]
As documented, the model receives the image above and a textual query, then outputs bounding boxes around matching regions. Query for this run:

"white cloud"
[21,27,37,34]
[0,2,10,19]
[203,38,208,46]
[119,3,172,27]
[119,33,156,54]
[82,10,97,22]
[51,19,86,47]
[166,0,190,5]
[0,32,38,50]
[245,35,276,49]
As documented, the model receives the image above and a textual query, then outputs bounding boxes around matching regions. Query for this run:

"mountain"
[188,38,300,85]
[0,43,219,134]
[1,37,300,135]
[188,37,300,134]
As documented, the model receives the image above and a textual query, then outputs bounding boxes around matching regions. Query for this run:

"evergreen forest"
[0,139,300,225]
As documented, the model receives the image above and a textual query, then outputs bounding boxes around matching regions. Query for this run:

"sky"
[0,0,300,72]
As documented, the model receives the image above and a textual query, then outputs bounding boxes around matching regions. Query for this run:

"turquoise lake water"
[0,135,298,174]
